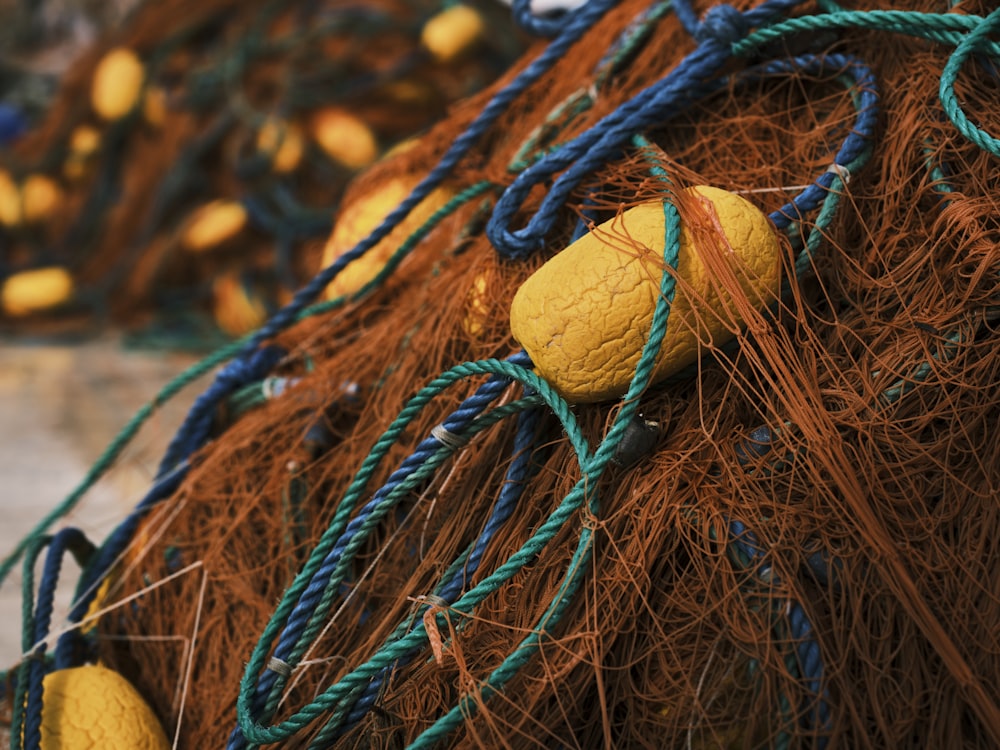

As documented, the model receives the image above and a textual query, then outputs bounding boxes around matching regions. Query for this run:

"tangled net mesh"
[6,0,1000,747]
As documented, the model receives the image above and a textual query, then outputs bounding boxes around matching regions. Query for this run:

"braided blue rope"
[21,528,95,750]
[156,345,285,480]
[487,33,874,258]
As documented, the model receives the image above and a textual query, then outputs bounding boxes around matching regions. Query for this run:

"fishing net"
[0,0,521,341]
[4,0,1000,747]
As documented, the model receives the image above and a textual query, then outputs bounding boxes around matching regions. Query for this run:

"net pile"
[0,0,521,341]
[4,0,1000,747]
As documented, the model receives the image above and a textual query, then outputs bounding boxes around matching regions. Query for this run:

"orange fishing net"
[8,0,1000,747]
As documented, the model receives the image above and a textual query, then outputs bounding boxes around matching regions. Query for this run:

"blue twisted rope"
[487,22,874,257]
[19,528,95,750]
[156,344,286,480]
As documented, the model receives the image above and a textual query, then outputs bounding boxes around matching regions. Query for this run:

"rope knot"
[695,4,749,47]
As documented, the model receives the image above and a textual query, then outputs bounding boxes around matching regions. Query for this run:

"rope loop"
[939,5,1000,158]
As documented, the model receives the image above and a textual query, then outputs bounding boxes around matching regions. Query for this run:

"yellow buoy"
[257,118,305,174]
[311,108,378,170]
[1,267,74,317]
[69,125,101,158]
[92,47,146,121]
[21,175,63,224]
[212,273,269,337]
[65,126,102,180]
[321,176,453,299]
[421,4,485,63]
[0,173,62,226]
[181,200,248,252]
[509,186,781,403]
[40,664,169,750]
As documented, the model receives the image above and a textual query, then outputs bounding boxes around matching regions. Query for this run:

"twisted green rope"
[734,9,1000,159]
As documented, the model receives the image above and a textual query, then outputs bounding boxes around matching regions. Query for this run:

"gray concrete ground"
[0,336,201,667]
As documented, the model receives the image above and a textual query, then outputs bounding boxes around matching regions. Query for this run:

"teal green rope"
[11,535,49,750]
[733,11,1000,59]
[939,6,1000,159]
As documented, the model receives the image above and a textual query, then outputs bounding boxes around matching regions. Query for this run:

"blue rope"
[156,345,285,480]
[487,32,875,258]
[22,528,95,750]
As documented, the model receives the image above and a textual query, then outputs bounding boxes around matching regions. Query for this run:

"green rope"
[938,6,1000,159]
[733,10,1000,59]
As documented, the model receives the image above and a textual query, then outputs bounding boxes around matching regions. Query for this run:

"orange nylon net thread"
[11,0,997,747]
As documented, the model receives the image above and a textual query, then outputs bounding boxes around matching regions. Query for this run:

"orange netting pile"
[7,0,1000,747]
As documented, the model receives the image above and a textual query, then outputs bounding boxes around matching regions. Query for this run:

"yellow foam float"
[0,172,63,227]
[40,664,169,750]
[257,118,305,174]
[311,107,378,170]
[181,200,249,252]
[322,176,454,299]
[510,186,781,403]
[212,273,269,337]
[1,267,74,317]
[92,47,146,122]
[421,4,485,63]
